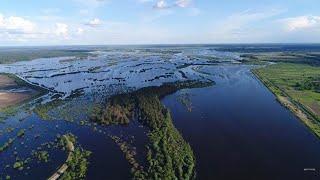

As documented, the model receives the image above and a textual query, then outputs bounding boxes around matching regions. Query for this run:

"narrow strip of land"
[48,135,75,180]
[252,63,320,137]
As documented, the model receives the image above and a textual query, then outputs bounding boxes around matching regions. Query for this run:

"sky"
[0,0,320,45]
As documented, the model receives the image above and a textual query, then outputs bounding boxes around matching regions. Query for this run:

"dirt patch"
[0,74,40,109]
[0,92,32,108]
[0,75,17,88]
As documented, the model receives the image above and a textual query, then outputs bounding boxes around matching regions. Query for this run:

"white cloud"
[175,0,191,8]
[0,14,36,34]
[153,0,192,9]
[154,0,168,9]
[282,15,320,31]
[85,18,102,27]
[55,23,69,38]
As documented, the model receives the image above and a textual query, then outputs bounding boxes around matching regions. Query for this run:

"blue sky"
[0,0,319,45]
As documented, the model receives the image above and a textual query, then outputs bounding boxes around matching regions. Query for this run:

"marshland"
[0,45,320,180]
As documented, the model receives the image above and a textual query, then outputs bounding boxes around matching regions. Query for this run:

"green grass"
[253,62,320,135]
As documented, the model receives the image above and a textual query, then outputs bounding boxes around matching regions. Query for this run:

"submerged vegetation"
[34,99,64,120]
[2,45,320,179]
[177,93,193,112]
[0,138,14,153]
[32,151,50,163]
[94,80,214,179]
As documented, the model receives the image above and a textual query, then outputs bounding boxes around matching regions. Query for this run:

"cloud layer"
[0,14,35,34]
[0,1,319,45]
[283,15,320,31]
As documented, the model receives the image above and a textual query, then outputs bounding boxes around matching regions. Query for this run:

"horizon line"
[1,42,320,48]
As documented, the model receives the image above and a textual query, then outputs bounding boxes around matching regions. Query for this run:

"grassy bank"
[253,63,320,137]
[94,80,214,179]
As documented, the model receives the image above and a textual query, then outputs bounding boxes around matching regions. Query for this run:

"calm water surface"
[2,54,320,180]
[162,65,320,180]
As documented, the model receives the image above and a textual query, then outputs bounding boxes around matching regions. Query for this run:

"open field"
[0,74,44,109]
[253,63,320,136]
[0,92,32,109]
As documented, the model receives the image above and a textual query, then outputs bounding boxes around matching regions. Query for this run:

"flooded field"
[0,45,319,179]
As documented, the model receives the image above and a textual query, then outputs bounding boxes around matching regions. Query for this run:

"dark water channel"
[162,65,320,180]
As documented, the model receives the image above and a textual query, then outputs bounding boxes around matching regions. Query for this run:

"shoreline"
[252,68,320,138]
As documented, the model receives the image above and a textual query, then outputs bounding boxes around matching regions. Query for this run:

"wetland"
[0,45,320,180]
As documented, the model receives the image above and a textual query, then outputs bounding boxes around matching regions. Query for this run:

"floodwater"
[1,46,320,179]
[162,65,320,180]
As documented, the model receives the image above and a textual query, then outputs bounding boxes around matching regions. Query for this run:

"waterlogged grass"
[32,151,50,163]
[253,63,320,136]
[95,80,214,179]
[0,128,28,153]
[0,138,14,153]
[34,99,64,120]
[0,106,19,123]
